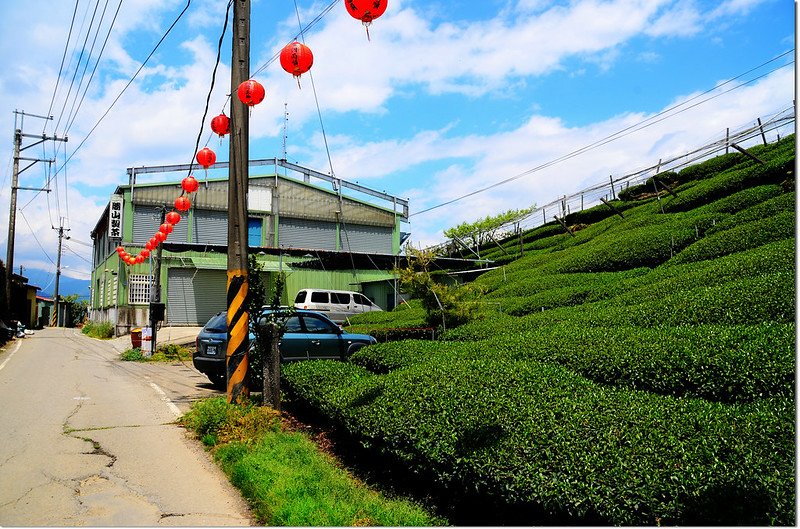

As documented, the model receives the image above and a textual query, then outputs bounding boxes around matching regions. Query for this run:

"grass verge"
[179,396,445,526]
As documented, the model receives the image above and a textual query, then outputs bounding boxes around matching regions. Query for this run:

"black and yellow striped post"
[226,0,251,403]
[226,270,249,402]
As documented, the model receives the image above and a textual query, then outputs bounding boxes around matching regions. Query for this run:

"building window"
[128,274,153,305]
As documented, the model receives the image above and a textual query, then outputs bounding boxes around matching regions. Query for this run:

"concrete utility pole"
[226,0,251,403]
[52,218,70,327]
[6,111,66,319]
[149,208,166,355]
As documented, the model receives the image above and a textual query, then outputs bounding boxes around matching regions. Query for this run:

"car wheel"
[208,373,226,390]
[344,342,365,360]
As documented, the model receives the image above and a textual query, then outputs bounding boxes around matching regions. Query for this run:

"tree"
[396,244,483,331]
[444,205,536,250]
[247,253,287,410]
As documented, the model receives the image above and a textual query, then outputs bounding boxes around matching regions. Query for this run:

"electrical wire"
[43,0,81,134]
[411,49,795,217]
[186,0,232,180]
[23,0,192,212]
[64,0,121,136]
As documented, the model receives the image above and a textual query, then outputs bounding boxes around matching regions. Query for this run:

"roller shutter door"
[167,268,226,325]
[193,210,228,245]
[340,224,393,254]
[132,208,189,244]
[278,217,337,251]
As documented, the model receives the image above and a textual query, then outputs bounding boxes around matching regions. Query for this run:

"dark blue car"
[193,309,377,388]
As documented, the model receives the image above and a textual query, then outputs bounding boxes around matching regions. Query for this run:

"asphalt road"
[0,327,254,526]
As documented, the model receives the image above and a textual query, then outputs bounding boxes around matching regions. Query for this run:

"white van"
[293,289,383,323]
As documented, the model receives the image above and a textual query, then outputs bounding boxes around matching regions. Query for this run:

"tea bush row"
[356,320,794,403]
[693,184,783,216]
[443,265,794,342]
[282,358,795,525]
[706,189,795,235]
[663,155,793,213]
[669,210,793,265]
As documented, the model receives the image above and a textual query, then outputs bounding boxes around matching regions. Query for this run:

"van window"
[294,291,306,304]
[331,292,350,304]
[310,291,329,303]
[354,293,371,306]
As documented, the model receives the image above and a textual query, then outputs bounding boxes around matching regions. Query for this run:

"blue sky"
[0,0,795,293]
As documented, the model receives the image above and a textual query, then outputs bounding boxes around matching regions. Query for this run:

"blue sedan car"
[193,308,376,388]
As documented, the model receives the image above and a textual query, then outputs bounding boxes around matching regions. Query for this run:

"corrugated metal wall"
[166,268,227,325]
[193,210,228,245]
[278,217,338,251]
[340,224,393,254]
[132,208,189,244]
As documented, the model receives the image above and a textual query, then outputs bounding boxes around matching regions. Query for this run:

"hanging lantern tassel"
[280,41,314,88]
[344,0,388,41]
[196,148,216,183]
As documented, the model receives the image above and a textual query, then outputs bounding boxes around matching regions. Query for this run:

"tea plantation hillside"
[282,136,796,525]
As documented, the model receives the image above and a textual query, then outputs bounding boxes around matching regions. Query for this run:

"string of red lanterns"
[114,1,386,268]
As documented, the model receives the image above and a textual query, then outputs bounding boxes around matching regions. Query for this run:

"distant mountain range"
[21,268,91,300]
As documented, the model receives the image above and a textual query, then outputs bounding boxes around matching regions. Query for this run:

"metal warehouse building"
[89,159,410,335]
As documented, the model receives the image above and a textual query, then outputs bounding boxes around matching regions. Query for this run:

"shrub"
[283,358,795,525]
[677,152,748,182]
[81,320,114,339]
[664,155,793,213]
[669,211,794,265]
[706,190,795,235]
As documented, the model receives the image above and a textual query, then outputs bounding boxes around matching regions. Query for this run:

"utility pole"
[52,218,70,327]
[6,111,66,319]
[226,0,251,403]
[148,208,166,356]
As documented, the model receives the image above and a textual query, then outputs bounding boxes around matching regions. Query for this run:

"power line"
[412,49,795,217]
[43,0,81,133]
[23,0,192,212]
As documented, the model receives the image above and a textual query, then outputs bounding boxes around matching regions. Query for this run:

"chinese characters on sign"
[109,195,123,239]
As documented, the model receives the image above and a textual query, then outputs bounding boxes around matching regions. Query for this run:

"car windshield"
[204,312,227,332]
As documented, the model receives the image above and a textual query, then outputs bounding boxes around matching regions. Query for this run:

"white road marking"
[0,340,22,372]
[149,382,182,417]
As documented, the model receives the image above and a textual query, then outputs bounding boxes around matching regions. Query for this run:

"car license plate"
[207,345,217,355]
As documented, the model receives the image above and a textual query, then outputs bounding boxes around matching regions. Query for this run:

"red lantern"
[135,255,145,264]
[160,223,173,235]
[344,0,387,37]
[210,113,230,137]
[126,256,136,265]
[116,246,125,254]
[280,41,314,80]
[154,231,167,243]
[196,148,216,169]
[145,240,154,251]
[182,175,199,193]
[175,196,191,212]
[149,237,158,249]
[166,211,181,225]
[140,249,150,258]
[237,79,265,106]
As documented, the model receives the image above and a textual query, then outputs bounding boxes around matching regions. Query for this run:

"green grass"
[119,343,192,362]
[180,397,444,526]
[81,320,114,339]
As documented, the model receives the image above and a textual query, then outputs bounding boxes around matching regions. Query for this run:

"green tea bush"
[492,322,794,402]
[677,152,747,182]
[669,210,794,265]
[282,358,795,525]
[664,155,793,213]
[538,216,711,273]
[692,184,782,216]
[706,190,795,235]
